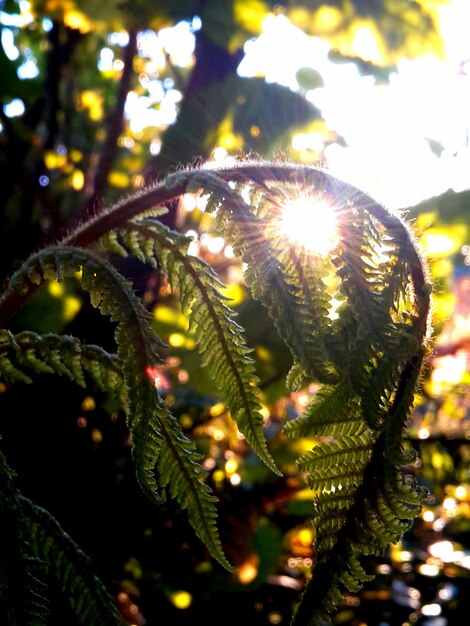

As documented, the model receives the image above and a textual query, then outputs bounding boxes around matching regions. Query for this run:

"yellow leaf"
[107,171,130,188]
[288,7,311,31]
[220,283,245,307]
[349,20,384,64]
[48,281,64,297]
[63,295,81,322]
[81,396,96,411]
[313,5,344,32]
[70,169,85,190]
[170,591,193,609]
[213,114,244,153]
[153,305,189,330]
[64,9,92,33]
[420,225,467,257]
[168,333,195,350]
[234,0,268,35]
[68,149,83,163]
[44,151,67,170]
[79,90,104,122]
[429,258,453,280]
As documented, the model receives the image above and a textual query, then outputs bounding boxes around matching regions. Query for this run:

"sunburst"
[279,194,338,255]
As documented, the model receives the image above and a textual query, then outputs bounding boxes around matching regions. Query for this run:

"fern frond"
[129,383,232,570]
[0,161,433,626]
[19,496,125,626]
[384,348,426,464]
[297,433,375,507]
[250,187,340,385]
[208,189,339,385]
[283,383,366,439]
[383,476,423,520]
[280,247,337,387]
[333,211,391,333]
[0,353,33,384]
[0,450,48,626]
[0,330,124,398]
[288,361,427,625]
[360,326,419,429]
[7,246,229,569]
[297,434,374,474]
[289,365,427,625]
[177,165,432,626]
[328,209,419,428]
[100,220,280,476]
[291,436,426,626]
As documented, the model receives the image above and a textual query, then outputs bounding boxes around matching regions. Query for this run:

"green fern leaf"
[0,353,33,384]
[100,220,280,476]
[20,496,125,626]
[199,182,339,386]
[6,246,229,570]
[181,174,354,390]
[0,330,124,399]
[283,383,366,439]
[0,450,49,626]
[130,385,232,569]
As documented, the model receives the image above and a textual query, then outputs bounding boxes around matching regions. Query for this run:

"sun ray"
[279,194,338,255]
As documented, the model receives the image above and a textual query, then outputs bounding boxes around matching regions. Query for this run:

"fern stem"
[290,430,387,626]
[0,161,433,625]
[213,163,430,338]
[129,223,280,474]
[0,163,430,336]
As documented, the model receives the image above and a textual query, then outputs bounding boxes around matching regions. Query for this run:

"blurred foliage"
[1,0,470,624]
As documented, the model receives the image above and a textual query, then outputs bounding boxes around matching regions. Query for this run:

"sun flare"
[279,195,338,255]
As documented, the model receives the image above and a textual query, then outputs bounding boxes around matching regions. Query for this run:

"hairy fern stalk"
[0,161,432,625]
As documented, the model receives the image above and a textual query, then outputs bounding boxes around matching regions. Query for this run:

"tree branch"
[79,28,138,215]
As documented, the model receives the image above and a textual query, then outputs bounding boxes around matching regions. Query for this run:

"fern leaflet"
[0,330,124,399]
[6,245,230,570]
[20,496,125,625]
[0,450,48,626]
[100,220,280,476]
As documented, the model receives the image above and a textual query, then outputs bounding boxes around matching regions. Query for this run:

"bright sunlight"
[279,195,338,254]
